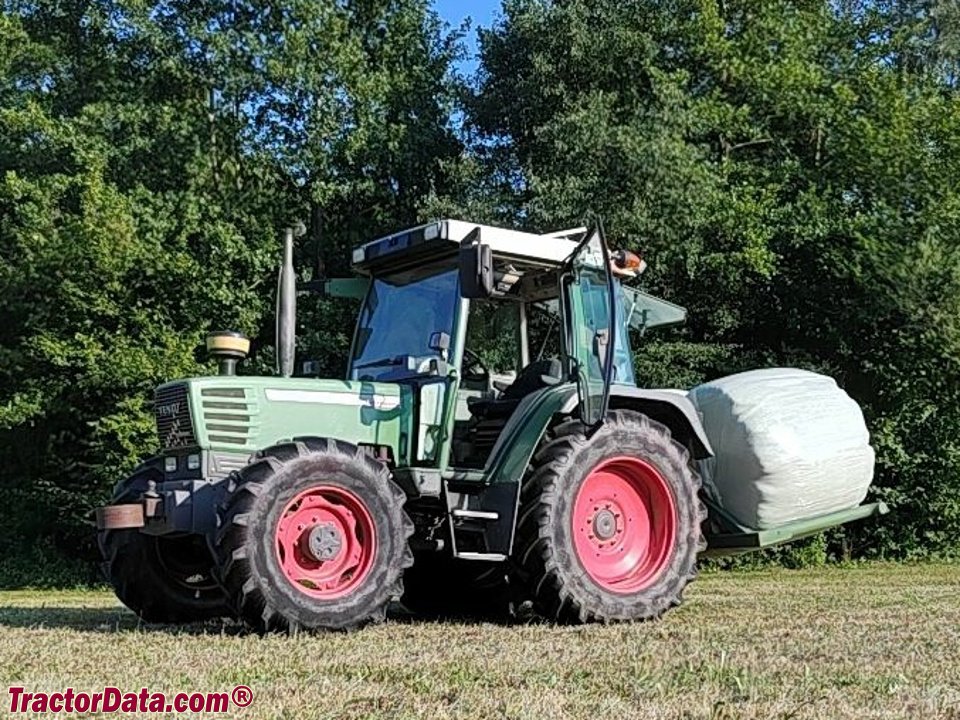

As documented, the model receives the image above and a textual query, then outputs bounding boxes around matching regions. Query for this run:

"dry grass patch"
[0,564,958,719]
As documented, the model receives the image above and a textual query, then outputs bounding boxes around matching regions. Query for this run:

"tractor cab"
[344,220,686,472]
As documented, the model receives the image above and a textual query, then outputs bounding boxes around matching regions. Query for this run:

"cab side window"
[465,300,521,374]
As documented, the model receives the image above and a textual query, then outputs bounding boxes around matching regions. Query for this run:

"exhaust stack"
[276,226,299,378]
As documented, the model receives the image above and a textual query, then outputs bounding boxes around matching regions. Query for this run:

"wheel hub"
[572,456,677,594]
[303,523,343,561]
[274,485,377,600]
[592,509,618,540]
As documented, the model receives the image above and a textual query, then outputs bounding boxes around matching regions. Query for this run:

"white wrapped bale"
[688,368,875,530]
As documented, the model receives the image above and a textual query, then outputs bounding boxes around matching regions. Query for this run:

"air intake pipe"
[276,224,302,378]
[207,331,250,376]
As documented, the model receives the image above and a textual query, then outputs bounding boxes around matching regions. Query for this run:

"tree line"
[2,0,959,581]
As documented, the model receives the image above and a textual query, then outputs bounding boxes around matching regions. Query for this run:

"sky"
[432,0,502,74]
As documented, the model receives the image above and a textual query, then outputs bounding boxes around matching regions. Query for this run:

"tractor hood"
[154,376,412,462]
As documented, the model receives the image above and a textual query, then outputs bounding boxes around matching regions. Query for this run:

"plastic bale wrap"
[688,368,875,530]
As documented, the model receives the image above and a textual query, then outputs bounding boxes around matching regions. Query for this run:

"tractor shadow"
[0,603,532,635]
[386,602,532,628]
[0,606,246,636]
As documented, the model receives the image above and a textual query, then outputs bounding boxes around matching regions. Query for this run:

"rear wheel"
[214,438,413,632]
[98,467,229,623]
[513,410,705,622]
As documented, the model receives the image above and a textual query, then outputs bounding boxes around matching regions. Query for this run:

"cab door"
[562,225,617,427]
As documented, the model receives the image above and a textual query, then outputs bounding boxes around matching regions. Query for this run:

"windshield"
[349,266,459,381]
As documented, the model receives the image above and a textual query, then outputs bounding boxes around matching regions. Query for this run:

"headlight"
[186,453,201,471]
[164,456,177,473]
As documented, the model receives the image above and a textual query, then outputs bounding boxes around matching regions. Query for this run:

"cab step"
[452,509,499,521]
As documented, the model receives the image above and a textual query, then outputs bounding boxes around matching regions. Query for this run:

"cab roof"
[351,219,586,274]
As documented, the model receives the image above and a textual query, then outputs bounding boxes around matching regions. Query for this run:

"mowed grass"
[0,564,958,720]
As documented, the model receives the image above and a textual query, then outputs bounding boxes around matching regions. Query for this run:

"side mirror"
[459,227,493,299]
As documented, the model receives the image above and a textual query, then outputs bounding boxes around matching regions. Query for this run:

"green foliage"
[0,536,94,589]
[704,534,831,572]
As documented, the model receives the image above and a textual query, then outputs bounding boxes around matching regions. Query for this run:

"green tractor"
[96,220,885,630]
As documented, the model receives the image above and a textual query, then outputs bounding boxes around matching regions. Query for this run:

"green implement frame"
[703,500,890,557]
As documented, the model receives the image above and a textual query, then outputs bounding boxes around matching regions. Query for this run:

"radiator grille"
[154,384,196,449]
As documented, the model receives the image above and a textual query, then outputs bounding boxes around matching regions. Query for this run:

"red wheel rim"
[274,485,377,600]
[572,456,677,593]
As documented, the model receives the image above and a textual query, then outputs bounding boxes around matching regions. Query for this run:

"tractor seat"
[467,358,564,421]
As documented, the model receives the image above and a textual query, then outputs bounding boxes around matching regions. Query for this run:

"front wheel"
[513,410,705,623]
[99,466,229,623]
[214,438,413,632]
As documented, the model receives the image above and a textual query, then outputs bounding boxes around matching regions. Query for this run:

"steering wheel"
[462,348,489,383]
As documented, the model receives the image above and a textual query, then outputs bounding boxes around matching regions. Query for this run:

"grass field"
[0,564,958,719]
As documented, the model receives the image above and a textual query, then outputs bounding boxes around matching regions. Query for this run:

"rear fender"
[482,384,578,485]
[482,384,713,485]
[457,384,712,559]
[561,386,714,459]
